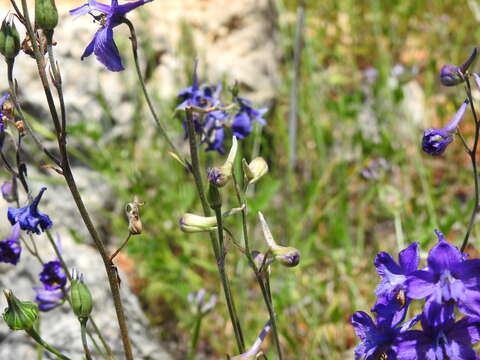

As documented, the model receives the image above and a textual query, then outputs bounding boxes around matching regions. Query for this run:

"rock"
[0,221,172,359]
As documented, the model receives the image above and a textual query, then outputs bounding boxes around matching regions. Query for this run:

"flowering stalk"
[461,75,480,252]
[14,0,134,357]
[26,327,71,360]
[231,172,283,359]
[185,107,245,353]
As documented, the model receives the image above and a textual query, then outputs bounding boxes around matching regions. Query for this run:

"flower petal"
[81,31,98,60]
[93,25,124,71]
[406,270,436,299]
[399,242,420,274]
[395,331,429,360]
[427,239,462,273]
[351,311,375,341]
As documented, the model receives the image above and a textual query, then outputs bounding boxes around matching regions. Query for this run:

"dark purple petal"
[93,25,124,72]
[444,340,477,360]
[422,128,452,156]
[453,259,480,283]
[427,240,462,274]
[399,242,420,274]
[351,311,375,341]
[374,252,405,298]
[115,0,153,17]
[7,188,52,234]
[395,331,429,360]
[81,31,98,60]
[406,270,436,299]
[39,260,67,291]
[457,288,480,318]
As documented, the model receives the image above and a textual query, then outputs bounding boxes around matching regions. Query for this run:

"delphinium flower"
[0,222,21,265]
[395,302,480,360]
[69,0,153,71]
[351,309,418,360]
[372,242,419,324]
[406,230,480,318]
[7,187,52,234]
[177,66,228,153]
[440,48,477,87]
[1,177,17,203]
[39,260,67,291]
[422,99,469,156]
[33,287,65,311]
[231,97,267,140]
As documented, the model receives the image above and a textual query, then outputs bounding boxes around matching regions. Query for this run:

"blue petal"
[93,25,124,71]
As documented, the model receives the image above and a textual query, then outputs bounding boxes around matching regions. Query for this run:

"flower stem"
[232,171,283,359]
[45,230,114,359]
[462,76,480,252]
[26,328,71,360]
[109,233,132,262]
[187,314,203,360]
[123,18,185,168]
[184,107,245,353]
[81,322,93,360]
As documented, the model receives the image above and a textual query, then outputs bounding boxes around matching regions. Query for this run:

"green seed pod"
[2,289,39,331]
[0,19,20,60]
[70,276,93,324]
[208,183,222,209]
[242,157,268,185]
[180,213,218,233]
[35,0,58,31]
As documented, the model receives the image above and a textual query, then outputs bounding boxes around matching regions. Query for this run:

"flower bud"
[440,48,477,86]
[208,137,238,187]
[0,18,20,60]
[35,0,58,31]
[1,177,17,203]
[242,157,268,185]
[258,212,300,268]
[378,185,402,214]
[2,289,39,331]
[70,273,93,324]
[180,213,217,233]
[208,183,222,209]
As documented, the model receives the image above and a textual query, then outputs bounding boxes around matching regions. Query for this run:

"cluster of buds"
[35,0,58,32]
[0,16,20,61]
[70,270,93,325]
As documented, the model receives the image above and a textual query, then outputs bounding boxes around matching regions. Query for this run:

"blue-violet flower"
[0,222,21,265]
[8,187,52,234]
[232,97,267,140]
[39,260,67,291]
[34,287,65,312]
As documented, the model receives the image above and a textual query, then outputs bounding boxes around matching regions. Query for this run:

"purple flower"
[34,287,65,311]
[422,100,468,156]
[177,66,228,153]
[406,230,480,317]
[1,177,17,203]
[7,187,52,234]
[351,310,418,360]
[0,222,21,265]
[232,97,267,140]
[395,303,480,360]
[39,260,67,291]
[70,0,153,71]
[440,48,477,86]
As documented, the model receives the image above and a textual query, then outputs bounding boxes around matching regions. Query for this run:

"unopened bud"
[208,183,222,209]
[2,289,39,331]
[126,197,144,235]
[0,18,20,60]
[440,48,478,86]
[208,137,238,187]
[35,0,58,31]
[180,214,217,233]
[70,272,93,324]
[258,212,300,268]
[242,157,268,185]
[378,185,402,214]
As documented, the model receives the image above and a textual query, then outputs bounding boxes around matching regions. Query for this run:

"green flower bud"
[0,18,20,60]
[2,289,39,331]
[242,157,268,185]
[208,183,222,209]
[70,275,93,324]
[258,212,300,268]
[180,213,218,233]
[35,0,58,31]
[208,137,238,187]
[378,184,402,214]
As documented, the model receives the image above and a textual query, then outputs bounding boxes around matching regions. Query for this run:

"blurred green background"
[42,0,480,358]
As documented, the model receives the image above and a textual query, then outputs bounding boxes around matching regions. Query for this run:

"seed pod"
[0,18,20,60]
[126,198,144,235]
[243,157,268,185]
[180,214,217,233]
[2,289,39,331]
[70,275,93,324]
[35,0,58,31]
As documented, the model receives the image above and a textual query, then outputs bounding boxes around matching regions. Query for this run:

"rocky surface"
[0,181,172,359]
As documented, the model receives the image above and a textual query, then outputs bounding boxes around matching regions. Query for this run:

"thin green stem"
[26,328,71,360]
[462,77,480,252]
[184,108,245,352]
[45,230,114,359]
[123,18,185,167]
[81,322,93,360]
[232,171,283,359]
[187,314,203,360]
